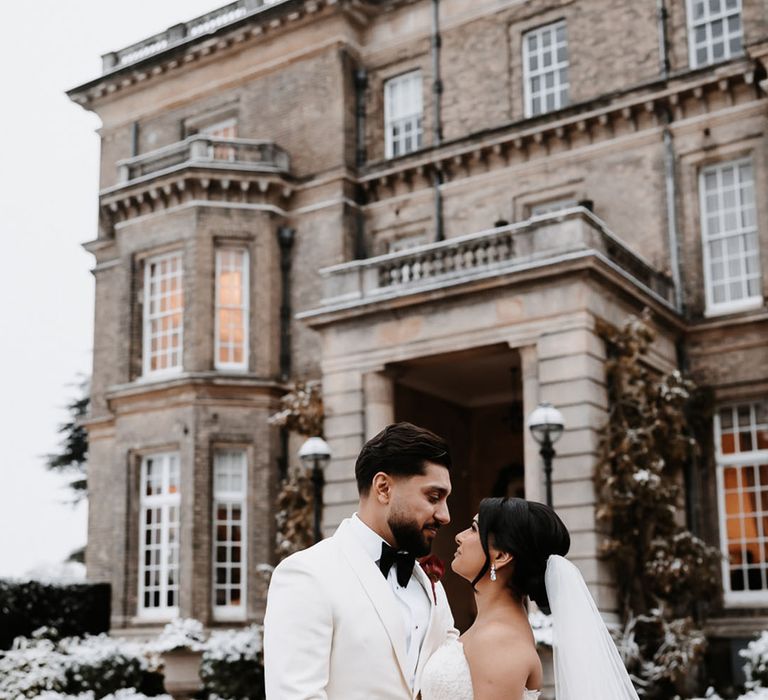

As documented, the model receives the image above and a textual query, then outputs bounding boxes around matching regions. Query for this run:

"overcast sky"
[0,0,229,578]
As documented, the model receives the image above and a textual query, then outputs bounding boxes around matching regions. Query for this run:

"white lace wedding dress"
[420,637,541,700]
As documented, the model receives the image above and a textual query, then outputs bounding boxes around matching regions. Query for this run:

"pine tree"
[46,378,90,502]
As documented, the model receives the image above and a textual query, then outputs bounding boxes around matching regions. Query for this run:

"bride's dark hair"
[471,497,570,613]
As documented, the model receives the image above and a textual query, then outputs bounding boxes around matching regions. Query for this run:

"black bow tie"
[379,542,416,588]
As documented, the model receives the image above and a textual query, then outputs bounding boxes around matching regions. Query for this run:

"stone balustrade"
[101,0,286,72]
[313,208,675,312]
[115,135,290,185]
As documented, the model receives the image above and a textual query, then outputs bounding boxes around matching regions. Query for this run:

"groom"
[264,422,455,699]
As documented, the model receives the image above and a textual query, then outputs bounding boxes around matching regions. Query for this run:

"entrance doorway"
[390,344,524,630]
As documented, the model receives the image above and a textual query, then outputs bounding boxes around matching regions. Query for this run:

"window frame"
[384,70,424,160]
[529,198,580,218]
[214,247,250,372]
[686,0,743,69]
[714,402,768,607]
[699,158,762,317]
[522,20,570,119]
[387,232,428,254]
[212,449,248,621]
[138,452,181,621]
[142,250,184,378]
[200,117,238,161]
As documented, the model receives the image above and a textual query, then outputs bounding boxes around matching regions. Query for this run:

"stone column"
[321,371,366,532]
[535,323,616,618]
[520,345,543,503]
[363,371,395,439]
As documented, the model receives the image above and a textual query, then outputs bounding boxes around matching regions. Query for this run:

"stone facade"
[70,0,768,678]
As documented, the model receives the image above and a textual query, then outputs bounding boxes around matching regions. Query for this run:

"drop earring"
[490,564,497,582]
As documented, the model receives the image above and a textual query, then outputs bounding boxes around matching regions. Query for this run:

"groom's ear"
[371,471,392,504]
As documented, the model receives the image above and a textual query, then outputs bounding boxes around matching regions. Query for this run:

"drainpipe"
[663,124,684,313]
[354,192,368,259]
[131,121,140,157]
[277,226,294,380]
[431,0,445,241]
[665,125,698,540]
[656,0,670,80]
[354,66,368,259]
[676,336,701,537]
[355,67,368,168]
[433,171,445,241]
[431,0,443,146]
[277,226,294,482]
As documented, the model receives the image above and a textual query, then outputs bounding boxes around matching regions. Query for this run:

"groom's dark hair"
[355,422,452,495]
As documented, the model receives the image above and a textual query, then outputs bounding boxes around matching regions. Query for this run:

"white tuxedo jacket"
[264,518,455,700]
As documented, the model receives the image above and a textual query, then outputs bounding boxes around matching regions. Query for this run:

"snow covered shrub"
[688,687,768,700]
[645,533,722,603]
[147,618,206,654]
[34,691,171,700]
[269,380,324,561]
[58,635,148,697]
[687,688,725,699]
[739,690,768,700]
[741,632,768,689]
[200,625,265,700]
[0,636,68,698]
[0,633,153,699]
[528,609,553,647]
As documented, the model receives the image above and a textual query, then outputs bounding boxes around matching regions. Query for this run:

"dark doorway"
[391,344,524,631]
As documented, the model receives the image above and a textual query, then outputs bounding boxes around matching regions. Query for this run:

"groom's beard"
[388,512,439,557]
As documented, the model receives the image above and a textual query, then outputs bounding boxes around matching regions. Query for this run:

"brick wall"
[75,0,768,629]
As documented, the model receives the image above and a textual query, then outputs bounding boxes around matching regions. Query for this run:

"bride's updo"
[471,497,570,613]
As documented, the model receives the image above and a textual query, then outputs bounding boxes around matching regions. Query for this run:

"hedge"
[0,580,110,649]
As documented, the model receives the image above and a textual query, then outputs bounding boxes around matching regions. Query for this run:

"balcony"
[113,135,290,188]
[99,136,292,230]
[299,207,676,321]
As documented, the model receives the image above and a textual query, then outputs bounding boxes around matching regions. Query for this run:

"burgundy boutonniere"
[419,554,445,604]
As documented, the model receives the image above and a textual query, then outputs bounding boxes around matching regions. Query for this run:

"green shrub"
[0,580,110,650]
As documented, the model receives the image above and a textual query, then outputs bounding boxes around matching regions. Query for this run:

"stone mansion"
[69,0,768,681]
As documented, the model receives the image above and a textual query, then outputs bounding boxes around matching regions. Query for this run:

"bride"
[420,497,640,700]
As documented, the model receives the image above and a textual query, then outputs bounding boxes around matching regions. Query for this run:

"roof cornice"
[358,58,764,203]
[67,0,353,108]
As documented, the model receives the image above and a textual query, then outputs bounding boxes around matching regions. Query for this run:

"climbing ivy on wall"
[595,310,721,698]
[269,381,324,561]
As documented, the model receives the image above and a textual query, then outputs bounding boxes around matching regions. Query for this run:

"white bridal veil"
[545,555,640,700]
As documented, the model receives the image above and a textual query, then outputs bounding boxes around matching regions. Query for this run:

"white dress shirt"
[349,513,431,690]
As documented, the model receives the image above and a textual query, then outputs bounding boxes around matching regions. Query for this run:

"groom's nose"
[434,500,450,525]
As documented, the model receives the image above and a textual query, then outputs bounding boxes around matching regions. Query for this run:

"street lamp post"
[298,436,332,542]
[527,402,565,508]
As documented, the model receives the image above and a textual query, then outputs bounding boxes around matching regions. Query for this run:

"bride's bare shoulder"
[462,621,541,700]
